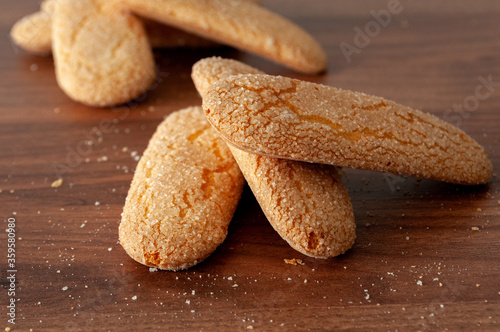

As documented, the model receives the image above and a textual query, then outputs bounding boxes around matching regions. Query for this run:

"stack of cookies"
[12,2,492,271]
[119,57,492,271]
[11,0,326,107]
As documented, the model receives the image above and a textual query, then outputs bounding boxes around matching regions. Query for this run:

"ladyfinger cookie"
[193,57,355,257]
[119,106,245,271]
[229,148,355,258]
[10,0,219,54]
[119,0,327,74]
[192,57,264,96]
[142,0,260,49]
[10,0,55,54]
[203,74,492,185]
[52,0,156,107]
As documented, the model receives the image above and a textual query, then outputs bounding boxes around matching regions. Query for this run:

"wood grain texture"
[1,0,499,331]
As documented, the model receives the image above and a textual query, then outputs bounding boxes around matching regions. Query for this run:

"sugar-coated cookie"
[10,0,55,54]
[120,0,327,74]
[143,0,260,49]
[52,0,156,107]
[193,57,355,257]
[192,57,263,96]
[229,148,355,257]
[10,0,219,53]
[203,74,492,185]
[119,106,245,271]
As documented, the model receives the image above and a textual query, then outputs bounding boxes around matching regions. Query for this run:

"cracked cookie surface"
[10,0,220,54]
[193,57,355,257]
[119,106,245,270]
[229,147,355,258]
[120,0,327,74]
[52,0,156,107]
[203,74,492,185]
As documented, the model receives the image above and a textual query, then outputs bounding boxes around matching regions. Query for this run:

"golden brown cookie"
[120,0,327,74]
[144,0,260,49]
[203,74,492,185]
[52,0,156,107]
[119,106,245,271]
[10,0,55,54]
[192,57,264,96]
[229,147,355,258]
[10,0,219,54]
[192,57,355,257]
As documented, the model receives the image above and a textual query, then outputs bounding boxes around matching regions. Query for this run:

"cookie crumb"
[471,226,480,231]
[477,208,482,212]
[51,178,63,188]
[149,267,158,272]
[284,258,305,266]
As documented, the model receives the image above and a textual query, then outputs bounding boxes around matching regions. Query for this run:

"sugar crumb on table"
[284,258,305,266]
[51,178,63,188]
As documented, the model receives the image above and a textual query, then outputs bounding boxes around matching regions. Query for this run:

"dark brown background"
[1,0,499,330]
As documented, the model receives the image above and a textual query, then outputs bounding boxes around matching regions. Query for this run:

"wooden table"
[1,1,499,330]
